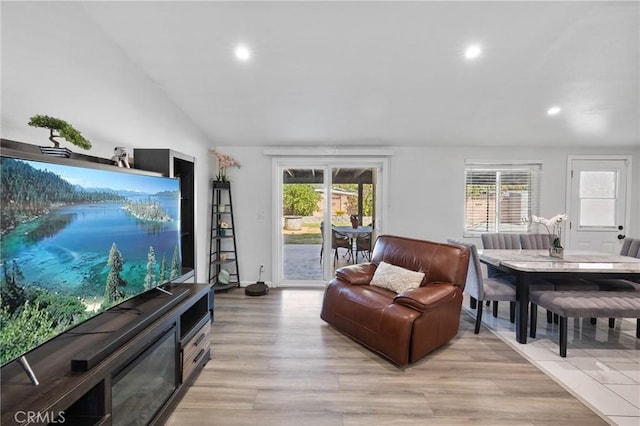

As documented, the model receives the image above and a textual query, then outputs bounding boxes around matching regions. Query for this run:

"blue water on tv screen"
[0,155,181,365]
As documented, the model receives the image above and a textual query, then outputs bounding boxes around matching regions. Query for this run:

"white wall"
[213,145,639,285]
[0,2,213,282]
[2,2,638,286]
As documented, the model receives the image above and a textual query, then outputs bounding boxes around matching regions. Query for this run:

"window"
[578,170,617,227]
[464,162,541,236]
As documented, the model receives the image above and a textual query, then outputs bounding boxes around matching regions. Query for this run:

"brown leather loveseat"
[320,235,470,366]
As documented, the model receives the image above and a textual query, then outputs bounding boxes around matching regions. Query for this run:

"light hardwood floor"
[167,288,607,425]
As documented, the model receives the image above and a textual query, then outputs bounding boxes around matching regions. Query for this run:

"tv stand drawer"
[182,320,211,381]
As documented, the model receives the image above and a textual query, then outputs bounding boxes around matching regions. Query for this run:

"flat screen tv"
[0,151,181,367]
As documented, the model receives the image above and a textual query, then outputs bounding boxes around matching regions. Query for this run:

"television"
[0,150,182,367]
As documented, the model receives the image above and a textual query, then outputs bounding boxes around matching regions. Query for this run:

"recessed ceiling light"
[547,106,562,115]
[234,44,251,61]
[465,44,482,60]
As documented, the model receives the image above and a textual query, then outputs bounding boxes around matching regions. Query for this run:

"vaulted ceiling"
[2,1,638,149]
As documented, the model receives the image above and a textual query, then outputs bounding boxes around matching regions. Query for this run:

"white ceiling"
[2,1,639,149]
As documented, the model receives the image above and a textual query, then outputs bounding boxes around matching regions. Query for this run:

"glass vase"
[549,246,564,258]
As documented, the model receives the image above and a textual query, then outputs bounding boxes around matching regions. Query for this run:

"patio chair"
[319,223,355,266]
[320,222,325,264]
[355,233,372,262]
[448,239,516,333]
[332,227,352,266]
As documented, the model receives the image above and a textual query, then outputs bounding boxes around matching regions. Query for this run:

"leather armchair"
[320,235,470,366]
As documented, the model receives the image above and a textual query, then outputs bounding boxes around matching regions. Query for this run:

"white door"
[566,156,631,253]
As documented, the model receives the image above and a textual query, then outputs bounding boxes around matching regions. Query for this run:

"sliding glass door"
[274,158,386,287]
[281,166,326,282]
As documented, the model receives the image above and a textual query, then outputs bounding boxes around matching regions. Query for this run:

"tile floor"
[467,296,640,426]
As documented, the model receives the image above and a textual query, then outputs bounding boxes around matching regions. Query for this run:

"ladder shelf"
[208,181,240,292]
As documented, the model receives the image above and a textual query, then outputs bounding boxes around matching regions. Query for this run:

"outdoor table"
[333,226,373,263]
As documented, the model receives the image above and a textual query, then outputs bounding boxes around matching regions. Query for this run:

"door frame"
[271,156,389,287]
[565,155,632,251]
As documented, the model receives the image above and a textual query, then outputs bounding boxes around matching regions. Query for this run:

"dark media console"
[0,283,213,426]
[70,288,189,372]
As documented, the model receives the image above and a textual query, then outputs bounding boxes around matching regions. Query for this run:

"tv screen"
[0,153,181,366]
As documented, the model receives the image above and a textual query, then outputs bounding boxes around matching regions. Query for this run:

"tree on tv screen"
[0,261,86,365]
[104,243,127,306]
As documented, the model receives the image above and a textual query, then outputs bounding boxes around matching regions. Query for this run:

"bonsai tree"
[28,114,92,150]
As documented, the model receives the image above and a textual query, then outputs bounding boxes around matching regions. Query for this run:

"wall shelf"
[208,181,240,292]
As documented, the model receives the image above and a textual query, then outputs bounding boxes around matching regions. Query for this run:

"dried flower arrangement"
[212,149,240,182]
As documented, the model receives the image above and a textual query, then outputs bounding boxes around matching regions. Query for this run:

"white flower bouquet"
[526,213,568,257]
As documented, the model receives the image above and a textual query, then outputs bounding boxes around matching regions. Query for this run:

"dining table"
[333,225,373,263]
[478,249,640,344]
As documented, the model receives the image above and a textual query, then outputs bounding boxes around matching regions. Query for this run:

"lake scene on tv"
[0,156,181,365]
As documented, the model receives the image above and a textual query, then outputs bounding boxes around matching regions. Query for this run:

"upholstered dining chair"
[480,233,520,282]
[481,233,521,249]
[448,239,516,333]
[519,232,578,323]
[519,232,628,327]
[584,237,640,329]
[587,238,640,291]
[479,233,520,315]
[621,237,640,259]
[519,233,553,250]
[482,233,557,317]
[518,233,568,323]
[597,237,640,291]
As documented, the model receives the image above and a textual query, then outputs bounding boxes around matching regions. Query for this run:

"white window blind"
[464,162,541,236]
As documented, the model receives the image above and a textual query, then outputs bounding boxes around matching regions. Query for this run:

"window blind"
[464,162,541,236]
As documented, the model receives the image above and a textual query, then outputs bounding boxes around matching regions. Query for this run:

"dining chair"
[587,238,640,291]
[519,233,552,249]
[479,233,519,315]
[622,237,640,259]
[519,232,594,286]
[481,233,557,320]
[518,232,583,323]
[481,233,521,250]
[448,239,516,333]
[480,233,520,281]
[582,237,640,329]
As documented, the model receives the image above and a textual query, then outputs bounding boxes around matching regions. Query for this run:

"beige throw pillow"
[370,261,425,293]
